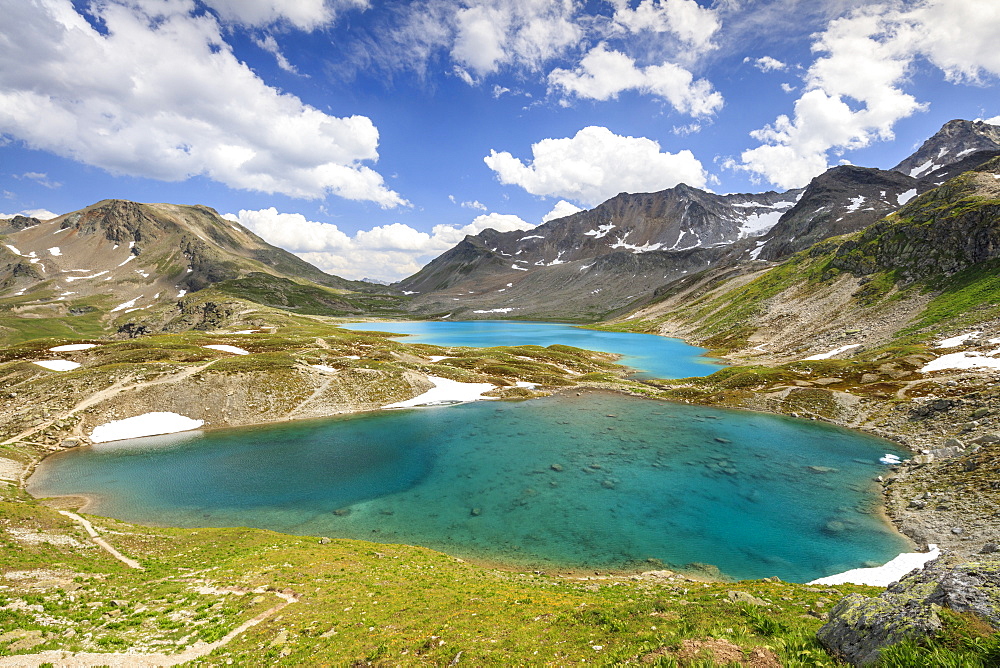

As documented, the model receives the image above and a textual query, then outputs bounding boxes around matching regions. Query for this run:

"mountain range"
[399,119,1000,321]
[2,118,999,341]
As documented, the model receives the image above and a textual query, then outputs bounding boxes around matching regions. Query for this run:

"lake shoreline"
[27,385,913,585]
[14,319,953,585]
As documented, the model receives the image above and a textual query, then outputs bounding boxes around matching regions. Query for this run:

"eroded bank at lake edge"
[28,390,911,584]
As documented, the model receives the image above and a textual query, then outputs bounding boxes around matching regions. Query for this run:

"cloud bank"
[734,0,1000,189]
[0,1,404,206]
[226,208,535,282]
[484,126,707,207]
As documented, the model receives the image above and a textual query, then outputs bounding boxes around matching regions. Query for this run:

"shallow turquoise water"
[338,320,721,379]
[30,392,909,582]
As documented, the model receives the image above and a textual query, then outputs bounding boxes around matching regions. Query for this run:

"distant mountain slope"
[0,199,404,340]
[401,119,1000,322]
[397,183,799,320]
[626,154,1000,361]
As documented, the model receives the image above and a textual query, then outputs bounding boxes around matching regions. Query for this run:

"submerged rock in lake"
[817,554,1000,665]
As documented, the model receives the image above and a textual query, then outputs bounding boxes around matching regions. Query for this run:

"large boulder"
[817,554,1000,665]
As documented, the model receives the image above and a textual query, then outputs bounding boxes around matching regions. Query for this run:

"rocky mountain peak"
[893,118,1000,179]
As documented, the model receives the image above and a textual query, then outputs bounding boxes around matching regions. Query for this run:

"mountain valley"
[3,119,1000,665]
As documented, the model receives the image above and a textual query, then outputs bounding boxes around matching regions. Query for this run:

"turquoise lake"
[338,320,722,379]
[30,392,910,582]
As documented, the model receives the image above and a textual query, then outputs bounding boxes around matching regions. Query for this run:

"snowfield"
[383,376,497,408]
[91,412,205,443]
[49,343,98,352]
[922,350,1000,373]
[33,360,81,371]
[204,344,250,355]
[803,344,861,360]
[808,545,940,587]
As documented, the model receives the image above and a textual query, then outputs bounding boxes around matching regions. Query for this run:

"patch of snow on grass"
[48,247,62,256]
[515,381,538,389]
[897,188,917,205]
[511,264,528,271]
[803,344,861,360]
[204,344,250,355]
[177,289,187,297]
[49,343,98,352]
[118,255,136,267]
[922,351,1000,373]
[808,545,940,587]
[310,364,339,373]
[428,356,451,362]
[33,360,81,371]
[91,412,205,443]
[384,376,497,409]
[110,297,140,312]
[402,290,418,295]
[936,331,980,348]
[473,307,515,314]
[4,244,22,255]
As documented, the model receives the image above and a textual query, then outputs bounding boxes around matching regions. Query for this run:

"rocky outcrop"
[0,214,43,233]
[817,554,1000,665]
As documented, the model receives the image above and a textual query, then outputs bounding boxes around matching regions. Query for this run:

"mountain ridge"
[0,199,405,341]
[399,119,1000,322]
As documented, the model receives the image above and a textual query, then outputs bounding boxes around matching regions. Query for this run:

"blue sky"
[2,0,999,281]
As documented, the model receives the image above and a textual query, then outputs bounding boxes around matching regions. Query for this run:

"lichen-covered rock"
[817,554,1000,665]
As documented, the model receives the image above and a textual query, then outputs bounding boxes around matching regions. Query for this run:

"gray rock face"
[892,119,1000,178]
[817,555,1000,665]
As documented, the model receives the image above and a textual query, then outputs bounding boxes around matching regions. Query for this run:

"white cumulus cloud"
[548,44,723,117]
[749,56,787,72]
[202,0,367,30]
[610,0,720,49]
[484,126,708,207]
[734,0,1000,189]
[226,208,534,282]
[451,0,582,77]
[542,200,584,223]
[0,1,404,207]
